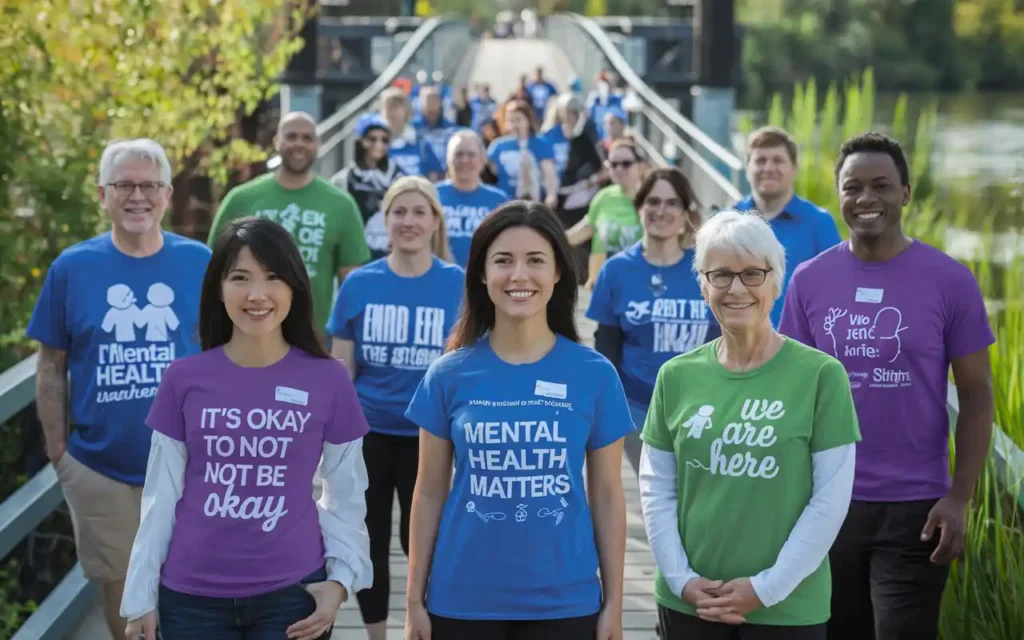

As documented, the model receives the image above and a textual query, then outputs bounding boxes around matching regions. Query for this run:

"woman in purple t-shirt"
[121,217,372,640]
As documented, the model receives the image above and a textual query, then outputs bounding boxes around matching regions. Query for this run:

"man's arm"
[36,344,69,464]
[949,348,994,503]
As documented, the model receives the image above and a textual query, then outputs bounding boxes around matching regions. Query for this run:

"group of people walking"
[27,79,994,640]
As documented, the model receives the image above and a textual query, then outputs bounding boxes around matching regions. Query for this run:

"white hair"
[446,129,485,166]
[693,210,786,298]
[98,138,172,185]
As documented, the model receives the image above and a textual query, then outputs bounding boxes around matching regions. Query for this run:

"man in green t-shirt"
[208,112,370,330]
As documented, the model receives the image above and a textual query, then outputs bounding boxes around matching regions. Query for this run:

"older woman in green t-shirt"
[638,210,860,638]
[566,138,644,288]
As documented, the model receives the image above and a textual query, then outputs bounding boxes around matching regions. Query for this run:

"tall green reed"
[741,68,1024,638]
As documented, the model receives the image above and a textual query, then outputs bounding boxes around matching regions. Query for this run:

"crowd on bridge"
[24,66,997,640]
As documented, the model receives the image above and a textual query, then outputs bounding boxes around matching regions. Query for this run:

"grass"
[740,68,1024,638]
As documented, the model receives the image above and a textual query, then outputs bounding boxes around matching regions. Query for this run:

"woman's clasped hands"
[682,576,764,625]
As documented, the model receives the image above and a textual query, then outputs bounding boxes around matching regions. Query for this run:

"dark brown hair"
[634,167,703,248]
[747,126,799,165]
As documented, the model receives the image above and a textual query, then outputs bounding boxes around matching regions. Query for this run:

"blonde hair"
[382,176,453,263]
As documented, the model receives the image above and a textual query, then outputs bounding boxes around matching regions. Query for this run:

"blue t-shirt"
[487,134,555,199]
[586,243,720,406]
[469,97,498,132]
[25,232,210,485]
[436,181,511,267]
[412,115,456,173]
[405,335,635,619]
[526,80,558,119]
[326,257,465,436]
[542,126,570,180]
[389,136,442,178]
[734,194,842,327]
[586,94,624,139]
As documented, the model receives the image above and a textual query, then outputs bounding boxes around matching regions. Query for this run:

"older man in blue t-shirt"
[735,126,841,327]
[26,138,209,639]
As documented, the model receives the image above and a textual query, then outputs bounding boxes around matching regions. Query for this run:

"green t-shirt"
[586,184,641,254]
[208,174,370,330]
[641,338,860,626]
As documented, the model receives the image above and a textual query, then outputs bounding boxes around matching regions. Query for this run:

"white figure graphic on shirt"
[465,501,506,523]
[871,307,908,363]
[101,284,142,342]
[538,497,568,525]
[682,405,715,439]
[138,283,180,341]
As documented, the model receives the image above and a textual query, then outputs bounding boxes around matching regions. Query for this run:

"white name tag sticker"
[535,380,567,400]
[275,386,309,406]
[855,287,884,304]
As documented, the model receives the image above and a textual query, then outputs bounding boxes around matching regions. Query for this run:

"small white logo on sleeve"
[855,287,884,304]
[534,380,567,400]
[275,386,309,406]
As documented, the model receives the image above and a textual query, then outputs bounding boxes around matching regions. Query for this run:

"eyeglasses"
[643,196,685,212]
[703,268,773,289]
[105,182,165,198]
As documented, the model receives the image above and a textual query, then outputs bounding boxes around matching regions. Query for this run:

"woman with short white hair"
[638,210,861,639]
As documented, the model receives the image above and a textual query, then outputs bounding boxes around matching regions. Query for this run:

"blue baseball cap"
[356,114,390,138]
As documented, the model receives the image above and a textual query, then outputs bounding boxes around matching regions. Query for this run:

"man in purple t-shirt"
[779,132,995,640]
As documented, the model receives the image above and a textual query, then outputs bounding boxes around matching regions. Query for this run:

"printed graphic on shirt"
[622,295,712,354]
[362,303,447,369]
[197,405,313,532]
[461,396,575,525]
[251,205,329,277]
[496,148,541,197]
[596,219,641,253]
[822,303,910,389]
[445,204,492,239]
[684,399,783,480]
[96,282,180,404]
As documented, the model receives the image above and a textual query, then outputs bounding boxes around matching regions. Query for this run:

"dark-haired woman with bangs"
[403,201,635,640]
[121,217,372,640]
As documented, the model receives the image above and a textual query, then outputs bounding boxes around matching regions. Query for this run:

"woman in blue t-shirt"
[486,99,559,207]
[404,201,635,639]
[326,176,462,640]
[587,167,720,429]
[436,130,511,268]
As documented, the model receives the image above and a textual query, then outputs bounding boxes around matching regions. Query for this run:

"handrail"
[267,14,466,172]
[559,12,742,173]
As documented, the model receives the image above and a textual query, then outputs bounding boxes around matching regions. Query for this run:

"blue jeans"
[157,566,332,640]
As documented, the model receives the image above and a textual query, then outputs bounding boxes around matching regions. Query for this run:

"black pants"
[827,499,950,640]
[355,431,419,624]
[658,606,825,639]
[429,612,599,639]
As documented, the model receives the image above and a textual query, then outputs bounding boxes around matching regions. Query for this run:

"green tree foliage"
[0,0,312,366]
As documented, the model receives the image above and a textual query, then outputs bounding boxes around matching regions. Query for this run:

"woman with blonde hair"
[587,167,719,433]
[326,175,464,640]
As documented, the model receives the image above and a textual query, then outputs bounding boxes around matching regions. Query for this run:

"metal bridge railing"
[0,15,474,639]
[546,12,744,212]
[267,14,472,181]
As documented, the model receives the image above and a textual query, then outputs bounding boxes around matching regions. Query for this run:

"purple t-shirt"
[146,346,369,597]
[779,240,994,502]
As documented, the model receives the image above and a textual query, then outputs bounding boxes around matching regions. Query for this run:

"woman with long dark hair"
[327,176,463,640]
[587,167,719,436]
[121,217,372,640]
[403,201,634,640]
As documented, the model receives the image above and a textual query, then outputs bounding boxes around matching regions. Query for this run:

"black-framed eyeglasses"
[105,182,165,198]
[703,268,773,289]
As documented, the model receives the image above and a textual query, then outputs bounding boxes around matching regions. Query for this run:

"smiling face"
[99,156,171,236]
[640,179,687,242]
[838,151,910,245]
[746,145,796,201]
[483,226,560,323]
[387,191,439,256]
[361,127,390,162]
[607,145,640,190]
[222,246,293,339]
[701,248,777,333]
[275,116,318,174]
[450,136,484,184]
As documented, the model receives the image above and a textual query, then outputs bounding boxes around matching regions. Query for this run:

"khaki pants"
[54,452,143,583]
